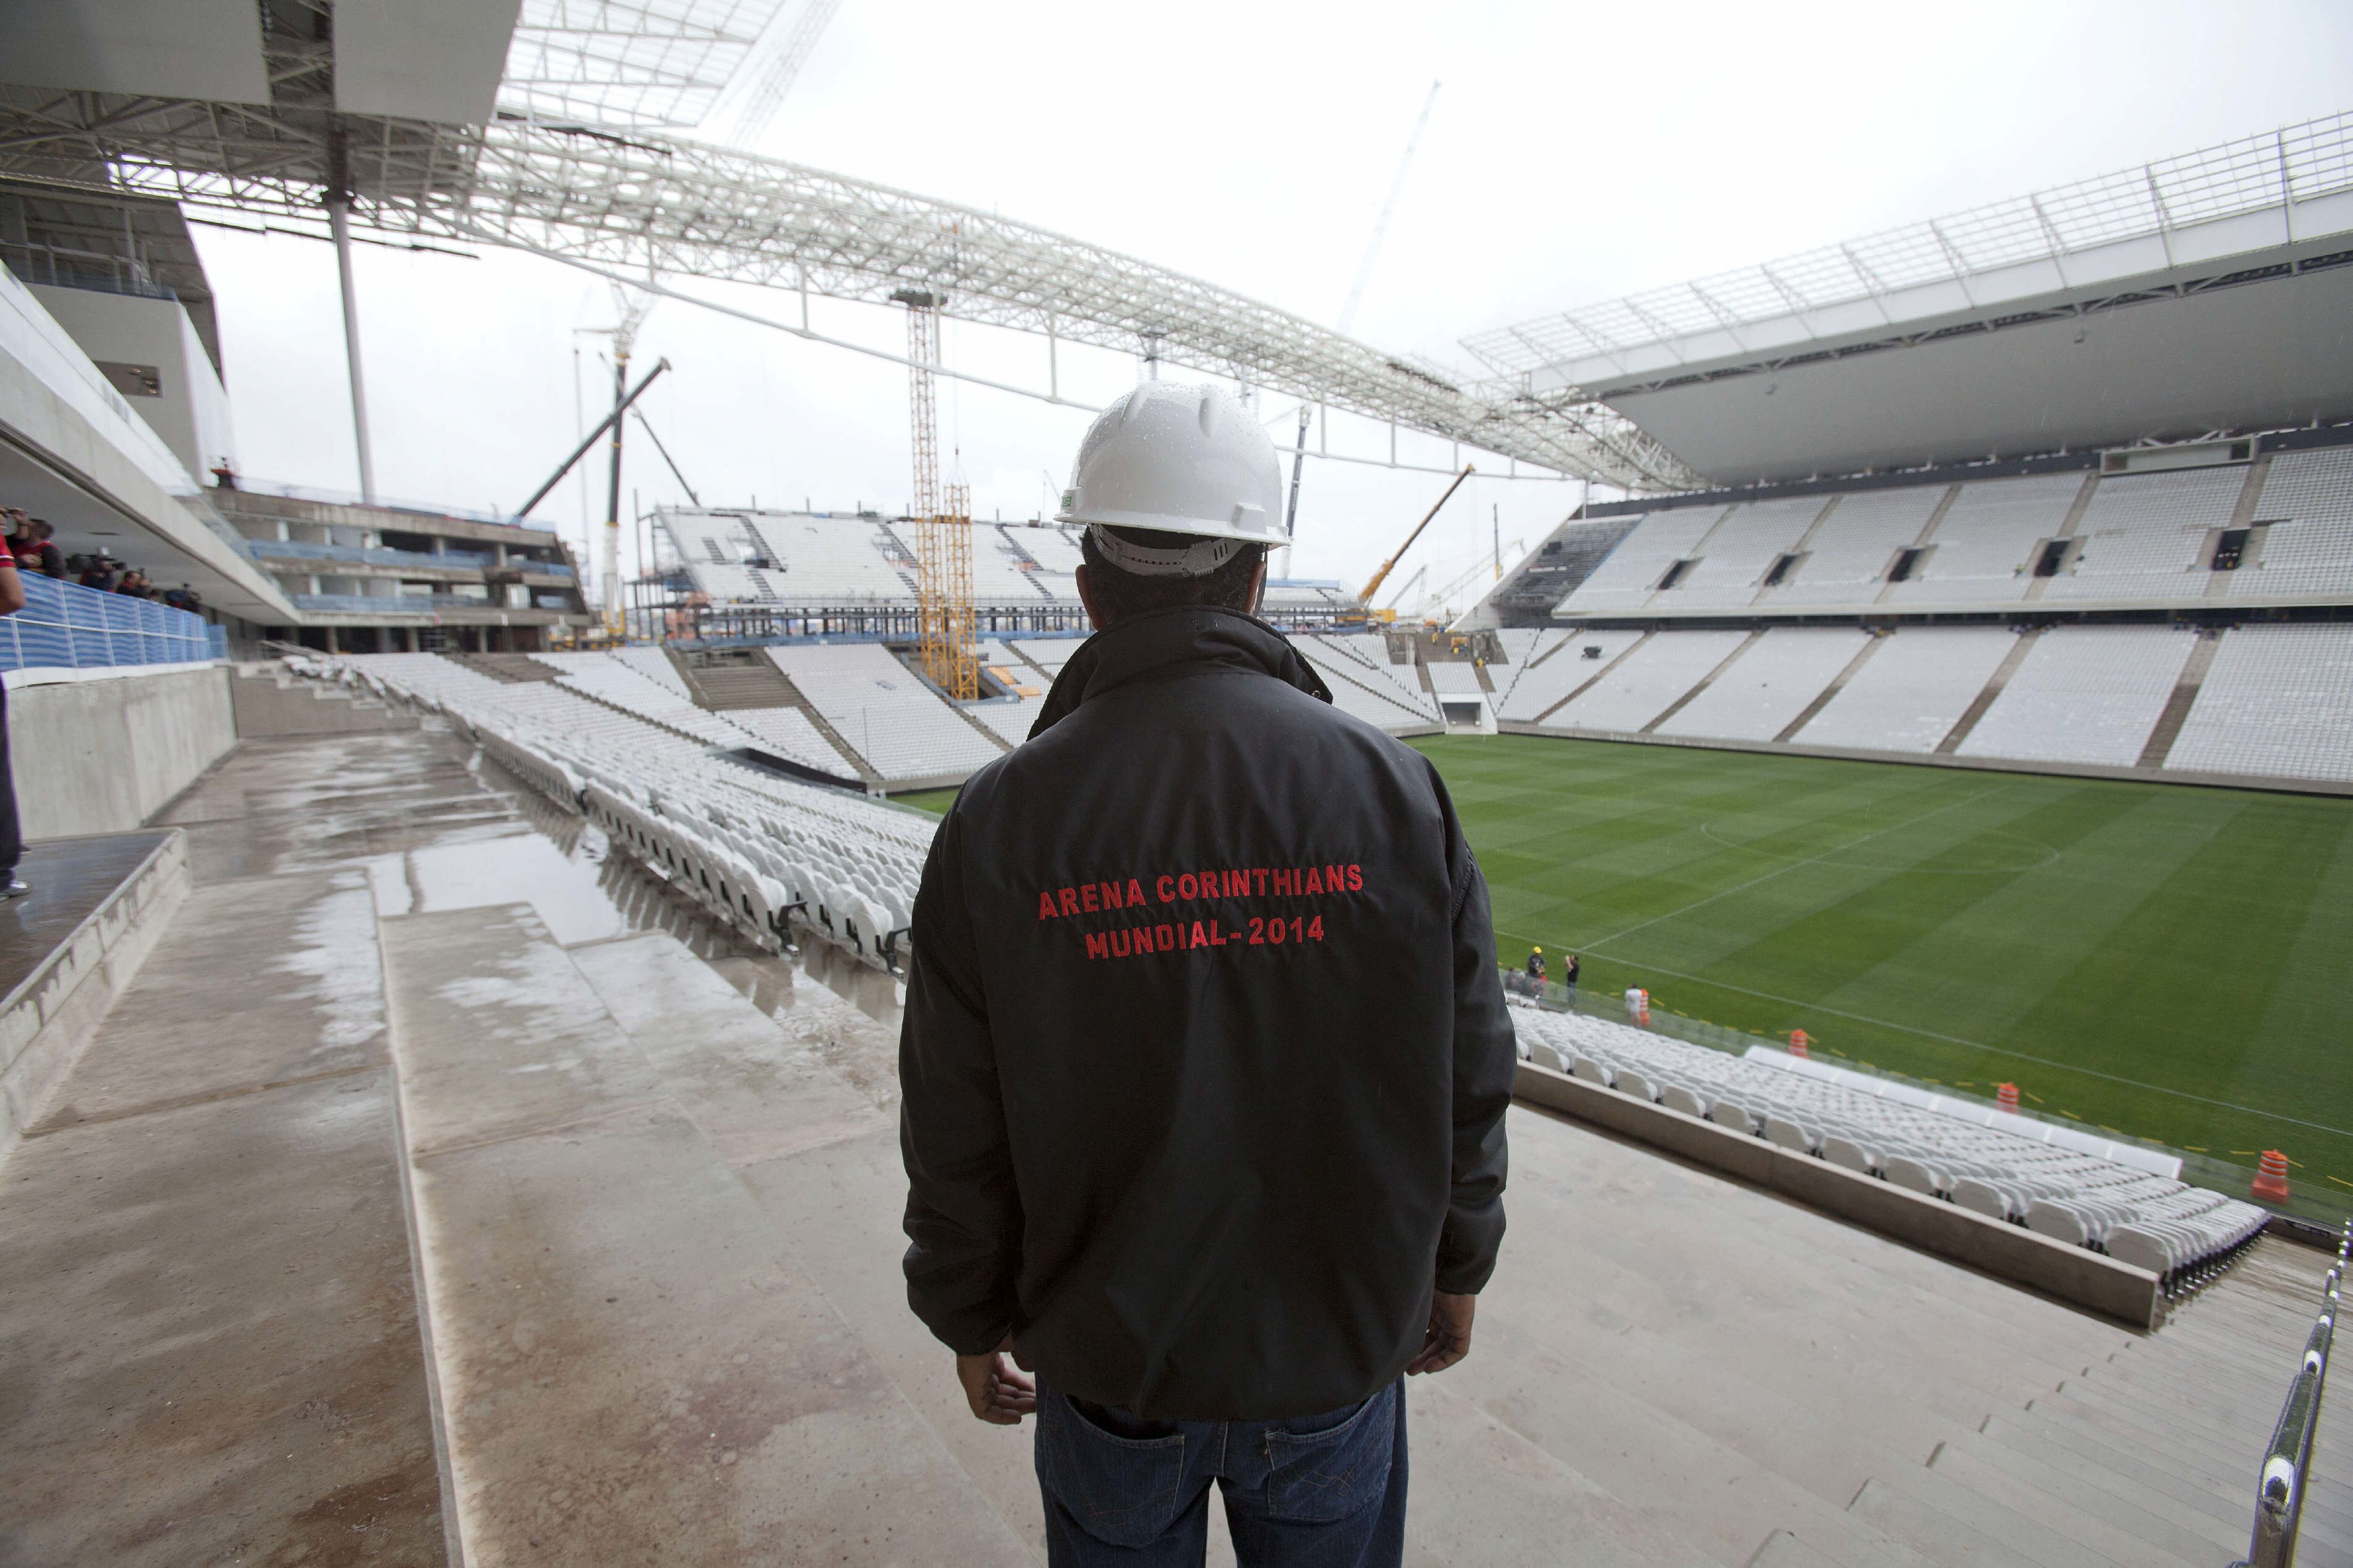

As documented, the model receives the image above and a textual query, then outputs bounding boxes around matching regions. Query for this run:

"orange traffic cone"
[1996,1083,2019,1112]
[1788,1029,1810,1060]
[2254,1150,2290,1205]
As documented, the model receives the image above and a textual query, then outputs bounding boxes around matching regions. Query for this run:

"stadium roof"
[1464,113,2353,484]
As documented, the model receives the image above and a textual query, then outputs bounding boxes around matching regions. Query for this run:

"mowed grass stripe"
[1412,732,2353,1180]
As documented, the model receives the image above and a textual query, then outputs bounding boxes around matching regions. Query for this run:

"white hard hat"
[1058,383,1287,576]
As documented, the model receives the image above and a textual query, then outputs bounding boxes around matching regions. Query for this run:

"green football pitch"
[1410,732,2353,1195]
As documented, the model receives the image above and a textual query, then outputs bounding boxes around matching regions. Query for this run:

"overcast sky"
[190,0,2353,609]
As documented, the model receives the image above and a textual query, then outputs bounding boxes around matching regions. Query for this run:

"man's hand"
[1406,1291,1474,1376]
[955,1335,1037,1426]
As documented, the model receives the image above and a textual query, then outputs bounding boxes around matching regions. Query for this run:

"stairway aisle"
[1759,1233,2350,1568]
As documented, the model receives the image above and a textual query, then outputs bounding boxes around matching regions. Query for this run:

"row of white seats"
[1510,1002,2266,1282]
[307,653,931,970]
[1541,451,2353,616]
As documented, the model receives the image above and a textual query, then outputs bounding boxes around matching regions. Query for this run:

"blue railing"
[1,574,225,670]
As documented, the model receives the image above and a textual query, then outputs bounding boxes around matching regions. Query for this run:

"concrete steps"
[232,663,420,735]
[675,652,802,712]
[2136,633,2221,768]
[1809,1233,2343,1568]
[381,901,1025,1566]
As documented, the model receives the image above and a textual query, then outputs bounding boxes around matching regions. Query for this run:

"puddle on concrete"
[380,736,910,1028]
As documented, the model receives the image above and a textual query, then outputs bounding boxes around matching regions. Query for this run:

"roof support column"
[326,193,378,505]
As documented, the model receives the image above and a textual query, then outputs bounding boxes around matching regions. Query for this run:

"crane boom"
[1360,464,1473,604]
[1283,80,1443,558]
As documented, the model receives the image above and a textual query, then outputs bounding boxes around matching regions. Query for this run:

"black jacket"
[899,606,1514,1420]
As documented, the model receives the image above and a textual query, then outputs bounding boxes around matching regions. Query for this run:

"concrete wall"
[28,283,236,479]
[6,664,235,836]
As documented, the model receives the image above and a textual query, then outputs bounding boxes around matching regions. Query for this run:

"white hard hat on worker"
[1056,383,1287,578]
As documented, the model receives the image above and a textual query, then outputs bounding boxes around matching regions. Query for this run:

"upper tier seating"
[1511,1002,2264,1280]
[1522,448,2353,619]
[1791,628,2019,753]
[1648,495,1829,610]
[2233,446,2353,600]
[1653,627,1870,743]
[1879,472,2083,607]
[765,643,1006,781]
[1548,629,1748,733]
[1957,626,2197,768]
[1557,507,1721,613]
[2165,625,2353,783]
[744,516,913,602]
[1757,485,1944,607]
[1495,630,1645,722]
[2042,466,2242,604]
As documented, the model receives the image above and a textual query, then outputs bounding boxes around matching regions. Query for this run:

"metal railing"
[0,575,224,670]
[2236,1224,2349,1568]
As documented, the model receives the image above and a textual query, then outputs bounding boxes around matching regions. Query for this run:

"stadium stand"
[1012,637,1081,675]
[1653,626,1871,743]
[1791,627,2020,753]
[530,651,761,749]
[968,700,1042,746]
[2042,465,2244,604]
[2235,445,2353,600]
[744,515,915,602]
[1424,661,1484,697]
[313,652,930,968]
[1550,628,1748,733]
[2166,624,2353,782]
[1294,634,1442,730]
[1495,629,1644,722]
[1653,494,1828,610]
[726,705,864,776]
[1508,1002,2268,1285]
[764,643,1006,782]
[1557,507,1721,613]
[1880,472,2088,607]
[1757,485,1944,607]
[1955,626,2198,768]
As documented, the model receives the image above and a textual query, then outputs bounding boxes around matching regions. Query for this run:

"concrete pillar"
[328,194,378,505]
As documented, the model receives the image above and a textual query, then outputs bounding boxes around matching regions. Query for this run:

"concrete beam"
[1512,1059,2163,1327]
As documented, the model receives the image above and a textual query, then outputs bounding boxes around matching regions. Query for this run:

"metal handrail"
[2237,1223,2349,1567]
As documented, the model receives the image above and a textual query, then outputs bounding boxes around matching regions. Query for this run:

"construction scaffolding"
[898,292,978,700]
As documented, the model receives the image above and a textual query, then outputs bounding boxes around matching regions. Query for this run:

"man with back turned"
[899,381,1515,1567]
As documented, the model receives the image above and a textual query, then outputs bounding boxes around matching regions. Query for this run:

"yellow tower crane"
[894,289,979,700]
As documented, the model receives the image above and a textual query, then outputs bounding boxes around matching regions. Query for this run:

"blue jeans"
[1034,1378,1407,1567]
